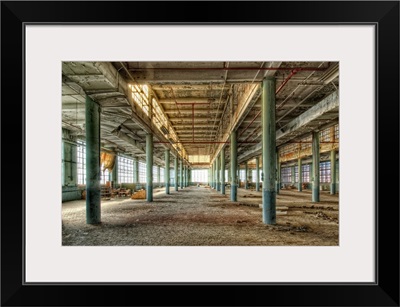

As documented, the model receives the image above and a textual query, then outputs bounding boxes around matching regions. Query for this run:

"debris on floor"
[131,189,146,199]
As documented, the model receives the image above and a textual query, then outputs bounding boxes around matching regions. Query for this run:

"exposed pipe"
[238,64,328,141]
[154,141,258,144]
[175,102,210,105]
[237,69,297,139]
[129,66,327,72]
[276,62,327,110]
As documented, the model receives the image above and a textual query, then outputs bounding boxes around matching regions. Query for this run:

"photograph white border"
[25,25,375,283]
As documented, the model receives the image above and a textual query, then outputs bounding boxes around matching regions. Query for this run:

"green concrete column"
[330,150,337,194]
[165,150,170,194]
[146,133,153,202]
[312,131,320,202]
[174,156,178,191]
[112,154,118,188]
[183,165,186,187]
[85,95,101,224]
[211,162,214,188]
[261,77,276,225]
[134,157,139,184]
[208,167,211,186]
[157,166,161,186]
[228,163,231,186]
[220,147,225,195]
[180,159,183,189]
[184,165,187,187]
[216,154,220,191]
[298,158,302,192]
[230,130,238,201]
[256,157,260,192]
[276,150,280,194]
[244,161,249,190]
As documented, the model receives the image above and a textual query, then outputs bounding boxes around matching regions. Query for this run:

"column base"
[262,189,276,225]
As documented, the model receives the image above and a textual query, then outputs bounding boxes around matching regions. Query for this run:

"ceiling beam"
[159,98,215,104]
[164,109,222,115]
[128,70,280,84]
[237,90,339,163]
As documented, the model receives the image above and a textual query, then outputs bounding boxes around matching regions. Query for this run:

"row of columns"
[85,74,337,226]
[85,95,191,224]
[209,77,336,225]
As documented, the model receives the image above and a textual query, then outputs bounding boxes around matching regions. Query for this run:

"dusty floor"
[62,186,339,246]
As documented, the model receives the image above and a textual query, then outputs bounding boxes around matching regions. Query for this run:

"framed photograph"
[1,1,399,306]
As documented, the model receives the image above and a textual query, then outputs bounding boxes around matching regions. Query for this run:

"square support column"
[256,157,260,192]
[174,156,178,191]
[85,95,101,224]
[330,150,337,194]
[298,158,302,192]
[312,131,320,202]
[165,150,170,194]
[180,159,183,189]
[220,147,225,195]
[261,77,276,225]
[230,130,238,201]
[216,155,220,191]
[244,161,249,190]
[146,133,153,202]
[112,154,118,188]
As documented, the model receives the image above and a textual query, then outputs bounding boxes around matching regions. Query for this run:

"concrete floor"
[62,186,339,246]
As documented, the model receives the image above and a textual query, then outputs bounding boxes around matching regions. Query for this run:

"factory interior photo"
[62,61,339,246]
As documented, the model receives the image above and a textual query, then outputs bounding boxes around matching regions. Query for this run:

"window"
[100,169,110,184]
[320,128,331,142]
[320,161,331,183]
[170,169,175,185]
[301,136,312,150]
[153,166,159,183]
[225,170,228,182]
[302,164,310,182]
[160,168,165,183]
[334,124,339,141]
[118,156,134,183]
[239,169,246,182]
[188,155,210,163]
[192,169,208,182]
[251,170,262,182]
[138,161,146,183]
[77,141,86,184]
[281,167,292,183]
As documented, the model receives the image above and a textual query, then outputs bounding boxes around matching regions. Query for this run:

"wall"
[62,186,84,202]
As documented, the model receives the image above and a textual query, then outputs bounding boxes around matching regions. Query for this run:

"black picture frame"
[1,1,399,306]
